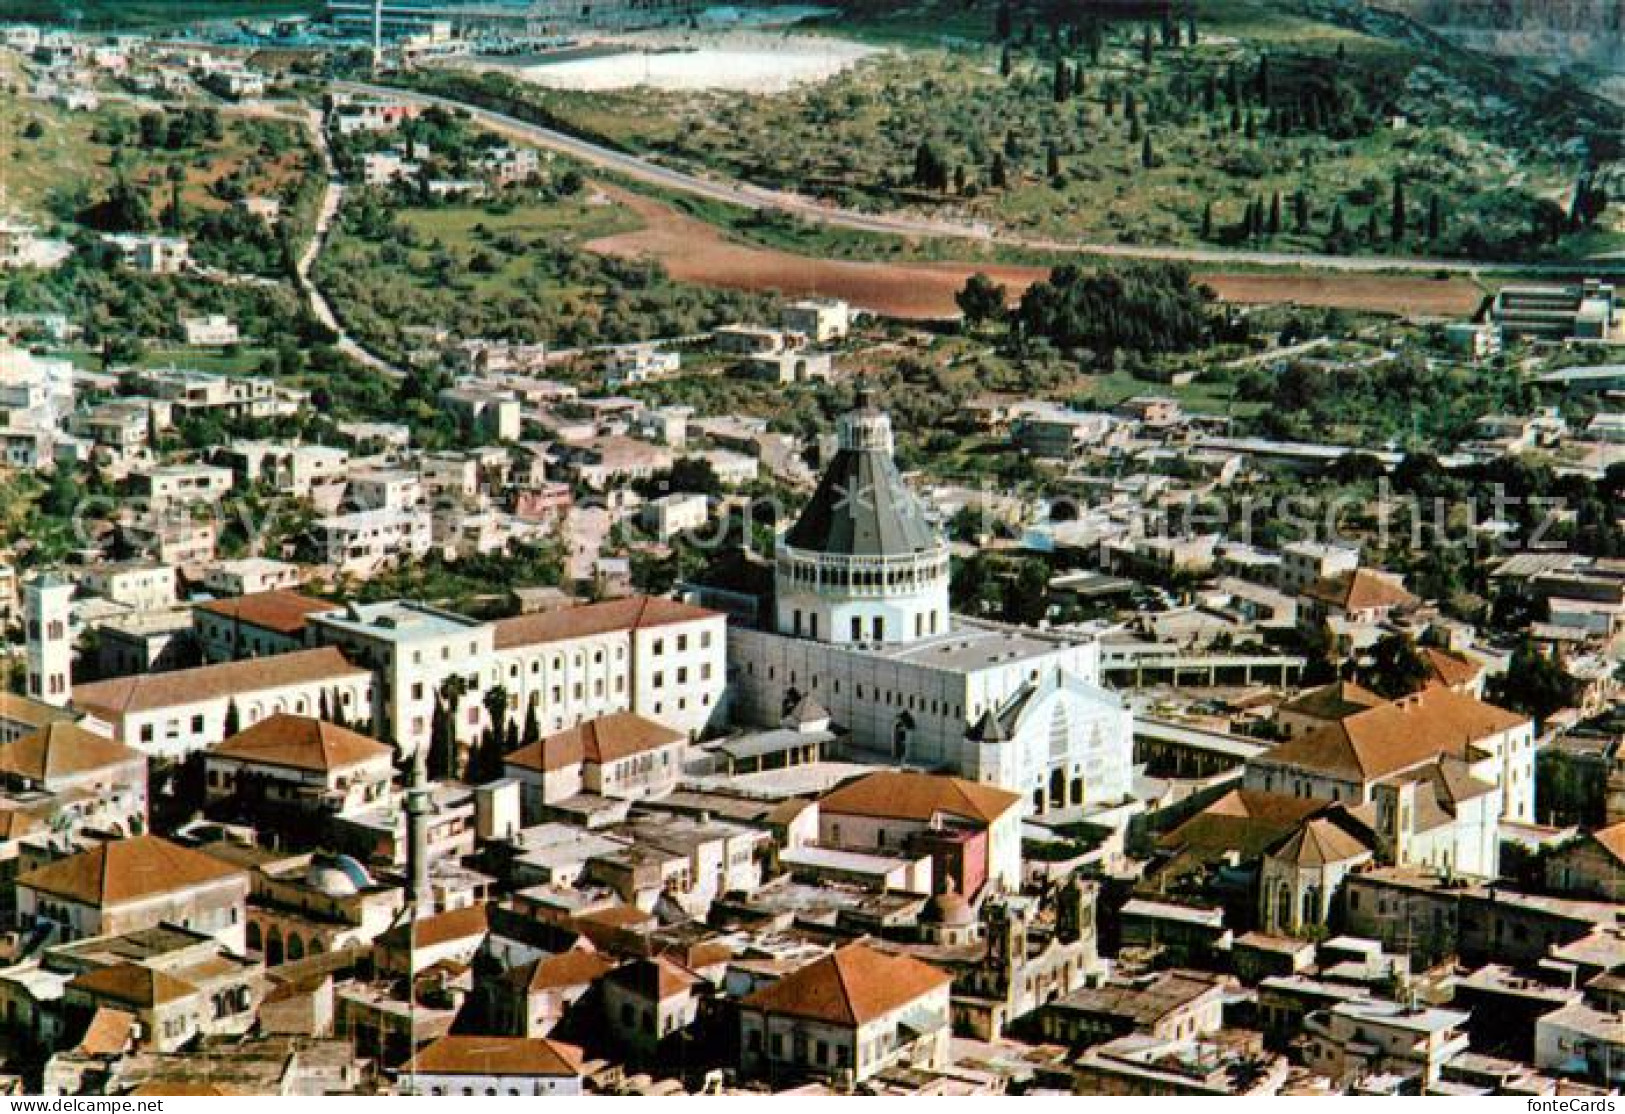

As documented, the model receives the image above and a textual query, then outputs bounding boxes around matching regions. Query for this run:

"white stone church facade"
[727,393,1133,816]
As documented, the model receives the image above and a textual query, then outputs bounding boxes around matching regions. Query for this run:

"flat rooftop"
[309,599,484,643]
[685,760,876,800]
[870,619,1079,673]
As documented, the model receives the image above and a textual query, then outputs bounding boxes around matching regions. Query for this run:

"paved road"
[337,79,1622,278]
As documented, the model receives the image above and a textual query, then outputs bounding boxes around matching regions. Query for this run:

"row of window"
[136,689,363,745]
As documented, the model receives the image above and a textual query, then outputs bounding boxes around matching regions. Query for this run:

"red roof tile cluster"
[1254,686,1528,783]
[741,943,950,1027]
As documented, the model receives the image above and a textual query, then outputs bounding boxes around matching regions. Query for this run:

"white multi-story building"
[78,562,177,613]
[347,469,424,513]
[1278,540,1361,596]
[137,368,293,420]
[307,601,497,759]
[132,463,234,509]
[216,440,350,499]
[202,557,303,596]
[318,507,433,576]
[641,493,709,542]
[489,596,724,741]
[305,595,727,759]
[728,393,1133,816]
[0,344,74,435]
[782,298,851,344]
[182,314,240,347]
[71,647,374,758]
[438,385,522,442]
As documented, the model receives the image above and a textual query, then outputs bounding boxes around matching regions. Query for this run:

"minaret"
[371,0,383,72]
[405,744,434,914]
[25,573,73,708]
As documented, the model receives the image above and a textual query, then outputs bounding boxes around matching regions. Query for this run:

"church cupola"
[774,389,950,647]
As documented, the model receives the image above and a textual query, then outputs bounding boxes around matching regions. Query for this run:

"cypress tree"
[1268,191,1282,236]
[1294,189,1310,233]
[1142,26,1154,65]
[1000,44,1012,78]
[1201,200,1214,240]
[991,152,1008,188]
[1427,193,1443,241]
[1054,58,1070,102]
[1390,176,1407,243]
[1046,142,1062,179]
[1140,132,1154,169]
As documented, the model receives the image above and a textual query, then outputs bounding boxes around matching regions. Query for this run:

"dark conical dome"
[783,398,941,558]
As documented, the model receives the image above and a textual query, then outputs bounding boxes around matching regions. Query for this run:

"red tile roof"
[408,1036,584,1078]
[378,903,489,951]
[1303,569,1418,612]
[819,770,1020,826]
[69,963,198,1008]
[1278,680,1385,722]
[491,595,718,651]
[0,722,141,782]
[19,835,246,908]
[1268,816,1373,867]
[504,711,683,773]
[75,1007,136,1056]
[194,590,333,635]
[507,946,615,994]
[1423,647,1485,690]
[1159,789,1326,860]
[212,714,391,773]
[73,647,367,718]
[1255,686,1528,783]
[742,943,950,1027]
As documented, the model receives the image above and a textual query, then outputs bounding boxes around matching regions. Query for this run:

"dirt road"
[588,191,1487,320]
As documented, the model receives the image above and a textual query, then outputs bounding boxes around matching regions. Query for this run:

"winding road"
[288,104,408,380]
[336,79,1622,280]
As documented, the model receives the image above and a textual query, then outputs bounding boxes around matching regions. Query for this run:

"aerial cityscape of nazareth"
[3,0,1625,1102]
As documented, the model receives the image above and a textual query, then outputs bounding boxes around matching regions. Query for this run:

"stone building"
[728,393,1133,817]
